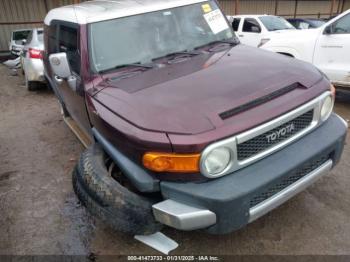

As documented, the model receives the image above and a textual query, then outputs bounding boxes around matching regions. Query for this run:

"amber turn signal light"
[142,152,200,173]
[330,84,336,97]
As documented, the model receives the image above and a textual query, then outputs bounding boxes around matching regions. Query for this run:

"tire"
[25,74,39,91]
[73,143,163,235]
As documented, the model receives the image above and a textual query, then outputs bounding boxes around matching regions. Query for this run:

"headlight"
[203,147,231,176]
[320,94,334,121]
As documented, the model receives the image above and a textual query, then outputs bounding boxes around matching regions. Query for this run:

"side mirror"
[21,39,27,45]
[324,25,333,35]
[49,53,72,79]
[251,26,261,33]
[49,52,77,91]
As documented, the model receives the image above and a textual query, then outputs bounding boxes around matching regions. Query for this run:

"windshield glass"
[259,16,295,31]
[13,30,31,41]
[88,1,233,73]
[309,20,326,28]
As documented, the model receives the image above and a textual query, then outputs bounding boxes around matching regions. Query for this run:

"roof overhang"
[44,0,208,25]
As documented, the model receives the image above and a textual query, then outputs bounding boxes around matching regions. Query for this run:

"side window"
[26,31,33,44]
[232,18,241,31]
[58,25,80,73]
[299,22,310,29]
[243,18,261,33]
[47,25,58,54]
[331,14,350,34]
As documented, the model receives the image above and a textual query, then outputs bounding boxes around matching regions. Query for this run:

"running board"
[62,115,92,148]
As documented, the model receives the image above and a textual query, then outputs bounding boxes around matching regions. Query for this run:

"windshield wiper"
[195,39,238,51]
[99,63,154,74]
[152,50,201,61]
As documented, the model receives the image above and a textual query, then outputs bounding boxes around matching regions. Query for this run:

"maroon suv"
[44,0,347,235]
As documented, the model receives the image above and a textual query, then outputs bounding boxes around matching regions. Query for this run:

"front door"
[313,13,350,85]
[239,18,262,47]
[47,21,92,137]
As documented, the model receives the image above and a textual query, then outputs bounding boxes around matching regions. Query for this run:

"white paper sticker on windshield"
[204,9,229,34]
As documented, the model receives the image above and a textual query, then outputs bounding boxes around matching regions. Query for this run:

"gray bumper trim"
[249,159,333,223]
[152,199,216,230]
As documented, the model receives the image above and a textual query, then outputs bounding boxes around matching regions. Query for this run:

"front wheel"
[73,143,163,235]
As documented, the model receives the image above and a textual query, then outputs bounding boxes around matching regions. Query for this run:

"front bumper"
[155,114,347,234]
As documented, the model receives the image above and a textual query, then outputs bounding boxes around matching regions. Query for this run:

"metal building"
[0,0,350,53]
[0,0,81,54]
[219,0,350,17]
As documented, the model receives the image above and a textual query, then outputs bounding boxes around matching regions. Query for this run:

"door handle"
[54,75,63,85]
[67,75,77,92]
[239,34,244,37]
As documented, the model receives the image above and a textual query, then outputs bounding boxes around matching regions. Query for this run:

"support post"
[235,0,240,15]
[43,0,49,13]
[274,0,279,15]
[330,0,336,17]
[341,0,346,12]
[337,0,342,14]
[294,0,299,18]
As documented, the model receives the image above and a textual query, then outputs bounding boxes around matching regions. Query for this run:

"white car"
[21,28,45,91]
[9,29,31,56]
[227,15,296,47]
[261,9,350,90]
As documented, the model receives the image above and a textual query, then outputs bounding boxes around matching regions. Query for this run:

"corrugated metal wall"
[219,0,350,17]
[0,0,81,52]
[240,0,276,15]
[344,0,350,9]
[0,0,349,52]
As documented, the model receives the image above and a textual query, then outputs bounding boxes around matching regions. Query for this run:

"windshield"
[308,20,326,28]
[259,16,295,31]
[88,1,234,73]
[13,30,31,41]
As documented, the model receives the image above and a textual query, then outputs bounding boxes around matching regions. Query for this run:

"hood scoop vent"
[219,83,301,120]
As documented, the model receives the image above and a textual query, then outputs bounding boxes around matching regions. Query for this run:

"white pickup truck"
[261,9,350,90]
[227,15,296,47]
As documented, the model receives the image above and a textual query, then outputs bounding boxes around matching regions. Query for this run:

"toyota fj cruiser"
[44,0,347,235]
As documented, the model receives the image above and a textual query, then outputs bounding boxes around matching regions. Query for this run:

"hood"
[93,44,323,135]
[266,27,320,39]
[268,29,298,35]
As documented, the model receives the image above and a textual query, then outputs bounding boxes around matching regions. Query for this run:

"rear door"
[313,13,350,85]
[239,18,262,47]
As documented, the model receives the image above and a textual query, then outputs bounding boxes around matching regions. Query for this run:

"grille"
[237,110,314,161]
[249,154,330,208]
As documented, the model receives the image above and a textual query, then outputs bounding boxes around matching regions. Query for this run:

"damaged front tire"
[73,143,163,235]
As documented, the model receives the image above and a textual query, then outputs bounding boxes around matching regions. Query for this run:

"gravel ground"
[0,64,350,256]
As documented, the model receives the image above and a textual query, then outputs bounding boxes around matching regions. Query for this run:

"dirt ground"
[1,64,350,256]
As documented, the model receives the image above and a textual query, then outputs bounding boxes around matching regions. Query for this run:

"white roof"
[45,0,207,25]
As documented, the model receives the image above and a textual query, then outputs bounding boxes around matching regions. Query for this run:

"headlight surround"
[202,147,232,177]
[320,91,335,122]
